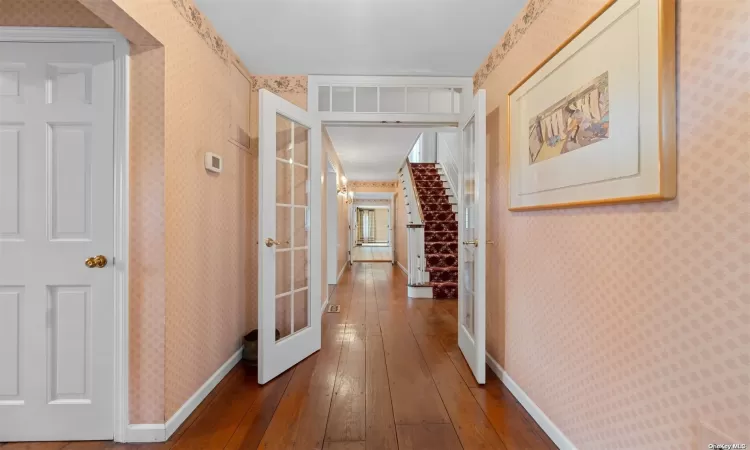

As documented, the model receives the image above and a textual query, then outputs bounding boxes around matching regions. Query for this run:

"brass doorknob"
[265,238,281,247]
[462,240,478,247]
[85,255,108,268]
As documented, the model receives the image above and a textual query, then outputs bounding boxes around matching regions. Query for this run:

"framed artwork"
[507,0,676,211]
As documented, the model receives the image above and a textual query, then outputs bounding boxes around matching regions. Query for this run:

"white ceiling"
[326,126,421,181]
[192,0,527,76]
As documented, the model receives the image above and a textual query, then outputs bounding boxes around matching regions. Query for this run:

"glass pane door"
[457,90,486,385]
[461,117,476,337]
[258,89,321,385]
[275,114,310,341]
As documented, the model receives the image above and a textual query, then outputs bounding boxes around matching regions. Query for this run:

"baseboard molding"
[397,261,408,275]
[124,424,166,443]
[407,285,433,298]
[337,264,346,283]
[485,353,577,450]
[164,348,242,439]
[125,348,241,442]
[321,297,329,316]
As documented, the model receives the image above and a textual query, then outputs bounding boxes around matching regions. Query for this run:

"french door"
[258,89,322,384]
[457,90,487,384]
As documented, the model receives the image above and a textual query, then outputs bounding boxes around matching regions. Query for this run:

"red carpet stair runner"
[411,163,458,299]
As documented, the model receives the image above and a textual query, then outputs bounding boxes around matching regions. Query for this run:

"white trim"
[485,353,577,450]
[0,26,124,42]
[397,261,408,275]
[407,285,433,298]
[124,424,166,443]
[164,348,242,439]
[0,26,131,443]
[112,34,130,445]
[308,75,473,125]
[125,347,242,443]
[389,192,396,264]
[321,298,330,316]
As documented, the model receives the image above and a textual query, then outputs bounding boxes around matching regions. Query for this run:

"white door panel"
[0,42,115,441]
[258,89,322,384]
[457,90,486,384]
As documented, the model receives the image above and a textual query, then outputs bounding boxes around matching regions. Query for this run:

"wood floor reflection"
[5,263,556,450]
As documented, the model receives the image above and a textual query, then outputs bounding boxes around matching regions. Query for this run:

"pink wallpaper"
[127,45,167,423]
[322,129,350,281]
[0,0,108,27]
[477,0,750,448]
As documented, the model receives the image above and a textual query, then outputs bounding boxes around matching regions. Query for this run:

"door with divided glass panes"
[457,90,486,384]
[258,89,321,384]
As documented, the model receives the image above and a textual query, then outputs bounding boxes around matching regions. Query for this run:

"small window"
[331,86,354,112]
[379,87,406,112]
[318,86,330,112]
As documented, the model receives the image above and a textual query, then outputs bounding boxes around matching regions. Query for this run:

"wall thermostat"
[204,152,223,173]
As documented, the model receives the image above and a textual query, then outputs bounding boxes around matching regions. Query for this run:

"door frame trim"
[0,27,130,442]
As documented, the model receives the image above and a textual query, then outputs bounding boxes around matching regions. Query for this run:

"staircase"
[410,163,458,299]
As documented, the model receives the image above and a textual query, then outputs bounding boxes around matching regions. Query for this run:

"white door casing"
[457,90,486,384]
[258,89,322,384]
[0,40,118,440]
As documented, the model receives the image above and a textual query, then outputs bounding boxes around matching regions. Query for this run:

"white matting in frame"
[507,0,676,211]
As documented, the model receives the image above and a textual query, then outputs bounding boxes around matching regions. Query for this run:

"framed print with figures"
[507,0,676,211]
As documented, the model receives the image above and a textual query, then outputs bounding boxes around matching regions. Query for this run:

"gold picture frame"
[506,0,676,211]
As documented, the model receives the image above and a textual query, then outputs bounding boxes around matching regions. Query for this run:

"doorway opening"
[352,205,391,262]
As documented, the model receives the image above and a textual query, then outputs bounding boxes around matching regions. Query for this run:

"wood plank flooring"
[4,263,556,450]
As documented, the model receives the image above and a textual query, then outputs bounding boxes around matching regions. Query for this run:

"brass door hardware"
[264,238,289,247]
[85,255,108,268]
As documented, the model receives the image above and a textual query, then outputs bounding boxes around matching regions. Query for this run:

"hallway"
[7,263,556,450]
[351,245,392,262]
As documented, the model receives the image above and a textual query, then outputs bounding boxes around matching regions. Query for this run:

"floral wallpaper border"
[171,0,231,63]
[473,0,553,91]
[351,181,399,189]
[252,75,308,94]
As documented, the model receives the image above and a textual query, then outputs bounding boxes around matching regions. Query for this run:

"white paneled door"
[457,90,486,384]
[0,42,115,440]
[258,89,322,384]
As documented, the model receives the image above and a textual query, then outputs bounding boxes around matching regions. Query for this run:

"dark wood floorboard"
[8,263,556,450]
[395,424,463,450]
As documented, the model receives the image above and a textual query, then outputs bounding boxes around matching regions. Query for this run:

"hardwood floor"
[4,263,556,450]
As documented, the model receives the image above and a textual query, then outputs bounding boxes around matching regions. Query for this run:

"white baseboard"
[321,297,329,316]
[337,264,346,283]
[164,347,242,439]
[407,285,433,298]
[485,353,577,450]
[397,261,408,275]
[126,348,241,442]
[124,424,166,443]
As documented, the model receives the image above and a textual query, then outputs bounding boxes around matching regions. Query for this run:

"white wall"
[437,131,459,194]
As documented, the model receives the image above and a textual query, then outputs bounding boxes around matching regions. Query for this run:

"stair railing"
[398,161,430,287]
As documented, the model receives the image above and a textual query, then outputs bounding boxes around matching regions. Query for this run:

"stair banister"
[399,161,429,288]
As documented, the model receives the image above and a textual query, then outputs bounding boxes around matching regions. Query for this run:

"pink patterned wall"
[0,0,107,27]
[476,0,750,447]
